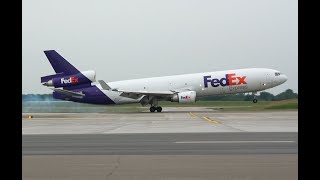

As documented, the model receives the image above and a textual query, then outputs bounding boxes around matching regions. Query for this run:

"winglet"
[98,80,111,90]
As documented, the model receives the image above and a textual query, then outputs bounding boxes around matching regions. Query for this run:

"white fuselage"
[95,68,287,104]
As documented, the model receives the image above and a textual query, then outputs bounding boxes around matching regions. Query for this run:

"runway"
[23,132,297,155]
[22,109,298,180]
[23,154,297,180]
[22,110,297,134]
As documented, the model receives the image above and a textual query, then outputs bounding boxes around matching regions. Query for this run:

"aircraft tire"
[156,106,162,112]
[150,106,156,112]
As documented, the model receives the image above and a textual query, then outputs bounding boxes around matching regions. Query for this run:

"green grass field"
[22,99,298,113]
[207,99,298,111]
[157,98,298,111]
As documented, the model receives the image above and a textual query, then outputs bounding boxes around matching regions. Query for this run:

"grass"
[264,99,298,110]
[208,99,298,111]
[22,99,298,113]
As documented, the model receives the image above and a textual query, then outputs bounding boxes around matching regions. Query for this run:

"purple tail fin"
[44,50,80,75]
[42,50,93,89]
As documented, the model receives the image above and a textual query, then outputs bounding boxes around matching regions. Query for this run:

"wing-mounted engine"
[41,70,96,88]
[171,91,196,103]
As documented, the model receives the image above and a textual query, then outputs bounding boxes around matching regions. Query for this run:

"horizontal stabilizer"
[51,88,85,98]
[41,73,64,83]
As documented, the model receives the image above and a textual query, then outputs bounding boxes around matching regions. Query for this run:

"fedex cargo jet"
[41,50,288,112]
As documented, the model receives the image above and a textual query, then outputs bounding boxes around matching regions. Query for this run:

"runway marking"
[189,112,199,118]
[189,112,221,124]
[202,117,221,124]
[175,141,296,144]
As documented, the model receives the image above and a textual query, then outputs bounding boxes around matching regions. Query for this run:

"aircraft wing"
[110,88,175,99]
[51,88,85,98]
[117,90,174,99]
[98,80,175,99]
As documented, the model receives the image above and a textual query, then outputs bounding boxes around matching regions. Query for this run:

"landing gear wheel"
[253,99,258,103]
[156,106,162,112]
[150,106,156,112]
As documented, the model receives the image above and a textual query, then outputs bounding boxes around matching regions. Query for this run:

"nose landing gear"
[252,92,258,103]
[253,98,258,103]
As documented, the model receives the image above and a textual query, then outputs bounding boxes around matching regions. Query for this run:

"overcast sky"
[23,0,297,95]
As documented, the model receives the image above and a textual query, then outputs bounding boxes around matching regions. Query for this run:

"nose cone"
[281,75,288,83]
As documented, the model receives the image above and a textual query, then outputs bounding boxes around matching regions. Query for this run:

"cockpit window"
[275,72,281,76]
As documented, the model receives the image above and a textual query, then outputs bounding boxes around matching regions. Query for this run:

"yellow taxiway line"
[202,117,221,124]
[189,112,199,118]
[189,112,221,124]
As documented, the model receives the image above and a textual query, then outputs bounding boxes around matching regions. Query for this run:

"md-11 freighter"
[41,50,288,112]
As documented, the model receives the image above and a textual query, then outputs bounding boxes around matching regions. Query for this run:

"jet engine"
[171,91,196,103]
[42,70,96,87]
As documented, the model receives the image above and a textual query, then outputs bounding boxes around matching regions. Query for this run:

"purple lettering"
[220,74,229,86]
[211,79,220,87]
[204,76,211,88]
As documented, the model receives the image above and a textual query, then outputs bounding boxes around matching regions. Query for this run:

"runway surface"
[22,110,297,134]
[23,132,297,155]
[22,109,298,180]
[23,154,297,180]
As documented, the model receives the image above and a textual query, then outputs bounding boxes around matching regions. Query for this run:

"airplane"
[41,50,288,112]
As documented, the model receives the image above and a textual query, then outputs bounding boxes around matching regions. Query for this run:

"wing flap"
[119,92,144,99]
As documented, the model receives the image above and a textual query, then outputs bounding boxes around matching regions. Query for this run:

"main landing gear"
[150,106,162,112]
[149,97,162,112]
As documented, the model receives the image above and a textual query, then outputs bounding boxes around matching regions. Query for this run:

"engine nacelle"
[42,70,96,87]
[171,91,196,103]
[80,70,96,82]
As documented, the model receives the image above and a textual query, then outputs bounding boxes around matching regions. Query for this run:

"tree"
[275,89,298,100]
[259,92,275,101]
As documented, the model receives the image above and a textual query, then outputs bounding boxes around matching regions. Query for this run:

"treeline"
[22,89,298,102]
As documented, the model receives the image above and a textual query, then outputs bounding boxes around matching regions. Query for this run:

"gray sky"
[23,0,297,95]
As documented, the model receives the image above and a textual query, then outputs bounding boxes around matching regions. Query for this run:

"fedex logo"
[204,73,247,88]
[61,77,79,84]
[181,96,191,99]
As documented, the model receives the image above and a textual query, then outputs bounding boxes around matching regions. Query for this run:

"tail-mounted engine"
[41,70,96,88]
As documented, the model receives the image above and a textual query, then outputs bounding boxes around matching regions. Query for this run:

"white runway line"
[175,141,296,143]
